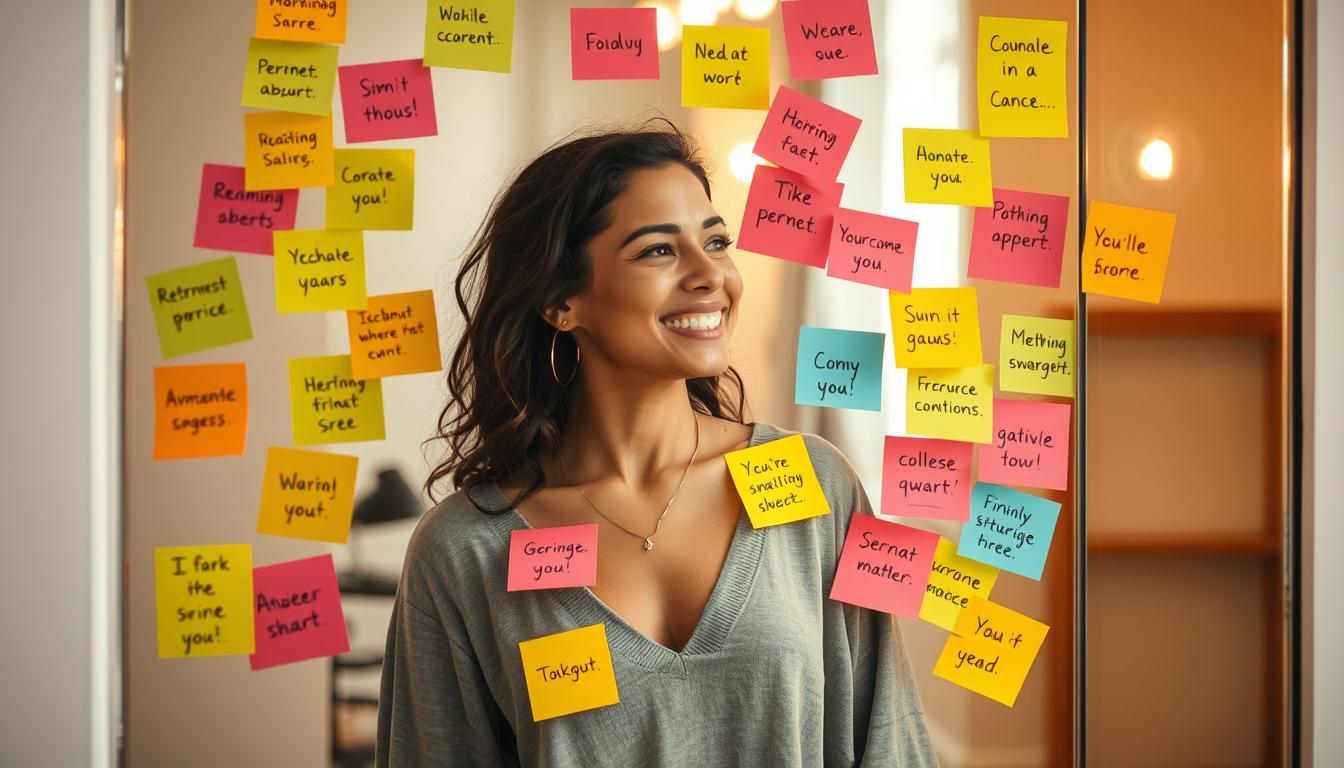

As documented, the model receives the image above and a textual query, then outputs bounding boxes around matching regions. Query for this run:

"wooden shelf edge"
[1087,534,1280,555]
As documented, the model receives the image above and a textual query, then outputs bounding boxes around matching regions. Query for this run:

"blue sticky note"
[958,482,1061,580]
[794,326,885,412]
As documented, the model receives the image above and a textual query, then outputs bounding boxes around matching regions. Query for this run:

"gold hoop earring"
[550,324,579,386]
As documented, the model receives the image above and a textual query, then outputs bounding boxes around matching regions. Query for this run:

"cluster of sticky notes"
[194,164,297,255]
[153,363,249,460]
[569,7,659,81]
[738,166,842,268]
[507,524,599,592]
[794,326,884,412]
[346,290,443,380]
[681,25,771,109]
[338,59,438,143]
[251,554,350,671]
[934,597,1049,707]
[326,149,415,230]
[725,434,831,528]
[288,354,386,445]
[273,229,367,313]
[256,446,359,543]
[830,514,938,617]
[881,436,973,521]
[976,16,1069,138]
[146,257,252,358]
[154,544,255,658]
[424,0,516,73]
[518,624,620,721]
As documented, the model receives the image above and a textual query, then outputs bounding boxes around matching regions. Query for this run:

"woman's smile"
[659,304,728,339]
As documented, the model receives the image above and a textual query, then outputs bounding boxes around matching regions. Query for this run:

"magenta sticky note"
[978,399,1072,491]
[193,163,298,255]
[753,86,861,183]
[968,188,1071,289]
[249,553,350,671]
[829,513,939,617]
[780,0,879,80]
[569,7,659,80]
[825,208,917,291]
[881,435,973,521]
[738,165,842,268]
[337,59,438,144]
[507,524,599,592]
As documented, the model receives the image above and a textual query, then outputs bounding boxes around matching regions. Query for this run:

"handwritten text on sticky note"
[979,399,1071,491]
[255,0,347,44]
[738,165,841,268]
[795,326,884,412]
[241,38,339,115]
[920,537,999,632]
[1000,315,1074,398]
[193,164,297,255]
[959,482,1060,580]
[273,229,367,313]
[934,596,1049,706]
[569,7,658,80]
[825,208,917,292]
[1081,201,1177,304]
[881,436,973,521]
[681,25,770,109]
[146,257,252,359]
[977,17,1068,138]
[754,86,860,183]
[153,363,249,460]
[518,624,620,721]
[889,287,983,368]
[968,188,1069,288]
[338,59,438,143]
[829,514,938,618]
[325,149,415,230]
[508,524,599,592]
[347,290,443,380]
[155,544,254,658]
[906,366,994,444]
[288,354,385,445]
[256,446,359,544]
[250,553,350,670]
[423,0,516,73]
[244,111,334,190]
[726,434,831,528]
[779,0,878,80]
[903,128,993,207]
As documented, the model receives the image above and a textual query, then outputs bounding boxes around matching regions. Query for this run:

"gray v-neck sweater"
[376,422,939,767]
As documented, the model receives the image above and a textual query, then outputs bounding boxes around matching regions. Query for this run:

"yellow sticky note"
[255,0,348,44]
[1080,201,1177,304]
[920,537,1000,632]
[681,25,770,110]
[154,544,255,659]
[906,365,994,444]
[934,596,1049,707]
[241,38,339,115]
[903,128,993,206]
[243,111,334,190]
[725,434,831,528]
[518,624,620,721]
[1000,314,1074,398]
[976,17,1069,138]
[256,446,359,543]
[423,0,516,73]
[273,229,367,313]
[347,290,443,380]
[288,354,386,445]
[888,287,983,368]
[325,149,415,230]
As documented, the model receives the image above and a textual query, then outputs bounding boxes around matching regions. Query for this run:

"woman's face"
[563,163,743,382]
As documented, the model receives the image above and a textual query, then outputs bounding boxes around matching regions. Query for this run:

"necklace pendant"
[642,538,654,551]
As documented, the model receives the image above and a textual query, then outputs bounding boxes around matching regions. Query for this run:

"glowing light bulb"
[635,0,680,52]
[1138,139,1173,180]
[733,0,777,21]
[679,0,720,26]
[729,143,764,182]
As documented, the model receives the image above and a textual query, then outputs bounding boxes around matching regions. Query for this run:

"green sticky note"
[145,256,252,358]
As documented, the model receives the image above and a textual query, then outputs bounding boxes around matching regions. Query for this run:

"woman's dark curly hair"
[425,120,748,511]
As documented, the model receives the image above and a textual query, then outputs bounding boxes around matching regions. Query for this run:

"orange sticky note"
[919,537,999,632]
[153,363,249,460]
[518,624,620,721]
[243,111,334,190]
[347,290,443,380]
[256,446,359,543]
[1080,201,1177,304]
[933,596,1049,707]
[255,0,348,44]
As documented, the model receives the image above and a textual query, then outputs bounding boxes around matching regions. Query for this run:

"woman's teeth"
[661,311,723,331]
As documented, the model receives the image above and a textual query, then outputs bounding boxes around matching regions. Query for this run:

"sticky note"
[154,544,254,658]
[325,149,415,230]
[825,208,917,292]
[933,596,1049,707]
[508,524,599,592]
[241,38,339,115]
[153,363,249,460]
[347,290,443,380]
[888,287,983,368]
[906,366,994,444]
[779,0,878,80]
[795,326,884,412]
[243,111,334,190]
[273,229,367,313]
[288,354,385,445]
[920,537,999,632]
[338,59,438,143]
[725,434,832,528]
[255,0,348,44]
[902,128,993,207]
[256,446,359,543]
[753,86,861,183]
[250,554,350,671]
[1080,201,1177,304]
[829,514,938,618]
[193,164,298,255]
[145,257,252,358]
[980,399,1071,491]
[423,0,516,73]
[1000,315,1074,398]
[518,624,619,721]
[738,165,841,268]
[976,17,1068,138]
[681,25,770,109]
[880,436,973,521]
[959,482,1061,580]
[968,188,1069,288]
[569,7,658,80]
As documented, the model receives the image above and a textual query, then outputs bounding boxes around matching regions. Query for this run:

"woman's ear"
[539,303,573,331]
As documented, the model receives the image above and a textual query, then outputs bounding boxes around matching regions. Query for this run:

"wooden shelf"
[1081,307,1281,336]
[1087,533,1280,555]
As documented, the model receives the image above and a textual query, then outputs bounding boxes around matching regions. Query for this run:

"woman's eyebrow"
[702,216,725,230]
[620,223,680,247]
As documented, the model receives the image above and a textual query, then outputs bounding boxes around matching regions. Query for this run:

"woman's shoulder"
[399,483,511,593]
[748,421,868,511]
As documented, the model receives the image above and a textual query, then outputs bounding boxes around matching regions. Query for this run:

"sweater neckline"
[480,421,773,672]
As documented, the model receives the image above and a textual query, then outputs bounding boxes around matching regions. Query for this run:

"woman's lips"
[660,309,726,338]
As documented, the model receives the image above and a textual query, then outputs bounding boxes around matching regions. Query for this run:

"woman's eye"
[706,235,734,252]
[638,243,676,259]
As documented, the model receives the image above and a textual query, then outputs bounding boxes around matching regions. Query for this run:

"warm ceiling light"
[635,0,681,52]
[733,0,778,21]
[708,0,733,11]
[679,0,721,26]
[1138,138,1173,180]
[729,143,764,182]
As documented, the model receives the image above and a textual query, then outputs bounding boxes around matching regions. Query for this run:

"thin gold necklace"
[556,416,701,552]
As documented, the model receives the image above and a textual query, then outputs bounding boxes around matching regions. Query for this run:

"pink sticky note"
[337,59,438,144]
[968,188,1071,289]
[507,524,599,592]
[979,399,1072,491]
[738,165,842,268]
[825,208,917,291]
[881,435,973,521]
[193,163,298,255]
[780,0,879,80]
[830,514,939,617]
[753,86,861,183]
[249,554,350,671]
[570,7,659,80]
